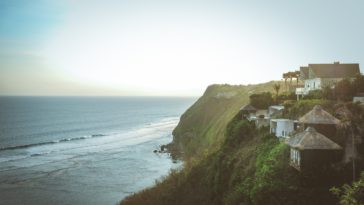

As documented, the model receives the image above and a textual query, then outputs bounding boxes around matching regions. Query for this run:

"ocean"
[0,96,196,205]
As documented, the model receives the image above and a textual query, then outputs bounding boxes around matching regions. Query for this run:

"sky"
[0,0,363,96]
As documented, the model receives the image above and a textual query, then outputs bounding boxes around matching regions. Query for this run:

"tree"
[336,105,359,182]
[335,79,355,101]
[353,74,364,94]
[331,172,364,205]
[273,84,281,103]
[283,73,289,91]
[249,92,274,109]
[322,85,334,100]
[295,70,301,85]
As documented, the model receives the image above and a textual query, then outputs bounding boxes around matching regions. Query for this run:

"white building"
[353,94,364,105]
[270,119,294,138]
[295,62,360,100]
[268,105,284,118]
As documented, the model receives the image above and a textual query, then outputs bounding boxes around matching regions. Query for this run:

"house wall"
[270,121,277,135]
[320,78,347,88]
[304,78,322,92]
[271,120,294,138]
[268,106,284,118]
[276,120,294,138]
[300,149,342,171]
[303,77,350,94]
[255,118,270,128]
[354,97,364,104]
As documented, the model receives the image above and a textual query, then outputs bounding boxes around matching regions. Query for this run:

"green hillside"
[169,81,284,160]
[120,82,364,205]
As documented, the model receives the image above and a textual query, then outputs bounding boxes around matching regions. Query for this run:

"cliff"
[120,82,364,205]
[169,82,282,160]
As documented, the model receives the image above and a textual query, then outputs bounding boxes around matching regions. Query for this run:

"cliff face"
[170,82,280,160]
[120,82,363,205]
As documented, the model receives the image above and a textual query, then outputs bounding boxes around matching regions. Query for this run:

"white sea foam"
[0,117,179,171]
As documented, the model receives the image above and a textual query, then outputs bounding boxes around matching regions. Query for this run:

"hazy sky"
[1,0,363,96]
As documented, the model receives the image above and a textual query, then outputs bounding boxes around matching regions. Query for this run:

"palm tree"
[273,83,281,102]
[282,73,288,91]
[336,105,359,182]
[288,71,293,86]
[295,71,301,85]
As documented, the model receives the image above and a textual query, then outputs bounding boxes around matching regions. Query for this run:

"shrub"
[225,118,256,147]
[282,99,335,119]
[353,74,364,94]
[304,90,323,100]
[335,79,355,101]
[249,92,274,109]
[331,172,364,205]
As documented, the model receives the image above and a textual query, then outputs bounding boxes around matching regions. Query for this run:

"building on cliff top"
[295,62,360,100]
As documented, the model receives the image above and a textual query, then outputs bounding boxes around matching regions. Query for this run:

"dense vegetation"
[120,80,364,205]
[331,171,364,205]
[249,92,274,109]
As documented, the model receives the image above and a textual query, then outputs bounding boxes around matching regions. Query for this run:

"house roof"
[300,66,309,80]
[308,63,360,79]
[240,104,257,111]
[299,105,340,125]
[269,105,284,110]
[271,118,292,122]
[286,127,342,150]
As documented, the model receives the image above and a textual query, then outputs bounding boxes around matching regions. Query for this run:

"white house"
[296,62,360,100]
[268,105,284,118]
[270,119,294,138]
[353,93,364,105]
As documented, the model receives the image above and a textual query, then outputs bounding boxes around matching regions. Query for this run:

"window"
[291,149,300,166]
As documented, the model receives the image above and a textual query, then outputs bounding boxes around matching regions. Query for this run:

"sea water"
[0,97,196,205]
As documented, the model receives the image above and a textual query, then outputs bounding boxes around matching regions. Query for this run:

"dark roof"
[356,93,364,97]
[300,66,309,80]
[286,127,342,150]
[308,63,360,79]
[240,104,257,111]
[299,105,340,125]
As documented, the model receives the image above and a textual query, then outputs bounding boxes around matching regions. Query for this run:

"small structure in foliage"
[268,105,285,118]
[240,104,257,120]
[353,93,364,105]
[255,117,270,128]
[270,119,294,138]
[299,105,340,142]
[286,127,342,171]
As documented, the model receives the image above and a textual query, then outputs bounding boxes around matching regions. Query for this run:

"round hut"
[299,105,340,143]
[286,127,342,171]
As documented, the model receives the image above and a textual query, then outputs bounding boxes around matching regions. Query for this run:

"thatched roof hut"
[286,127,341,150]
[286,127,342,171]
[299,105,340,125]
